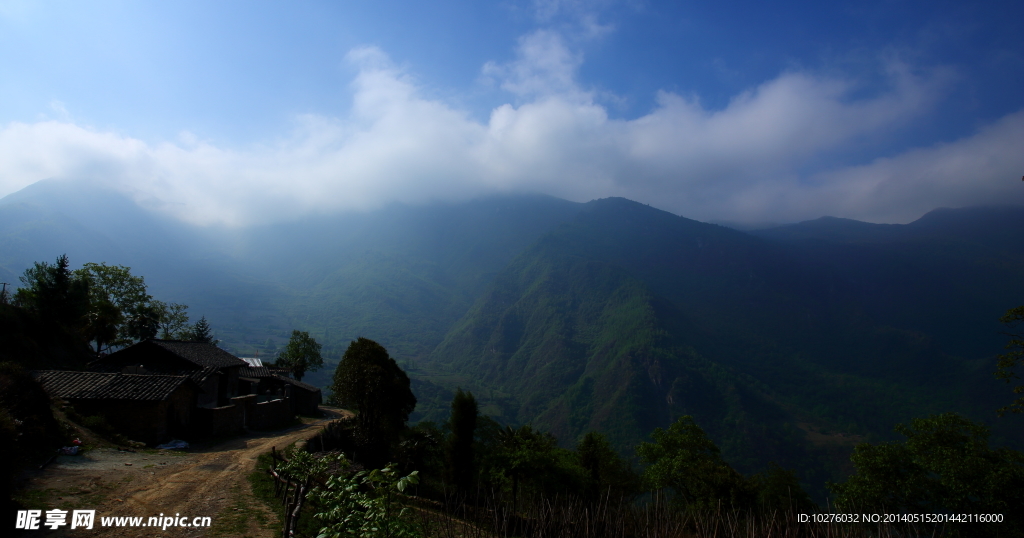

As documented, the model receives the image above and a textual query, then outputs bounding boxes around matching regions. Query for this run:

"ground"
[15,408,349,537]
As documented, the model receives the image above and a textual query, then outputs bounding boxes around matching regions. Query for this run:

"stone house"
[33,370,199,445]
[91,339,247,408]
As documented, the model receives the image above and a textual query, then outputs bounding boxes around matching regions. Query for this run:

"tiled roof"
[87,361,217,386]
[187,366,220,385]
[240,366,274,378]
[274,375,321,393]
[150,340,248,369]
[33,371,194,401]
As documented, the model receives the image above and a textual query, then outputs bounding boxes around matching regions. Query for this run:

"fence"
[268,446,312,538]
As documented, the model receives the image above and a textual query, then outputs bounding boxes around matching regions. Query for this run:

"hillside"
[3,182,1023,495]
[423,198,1024,490]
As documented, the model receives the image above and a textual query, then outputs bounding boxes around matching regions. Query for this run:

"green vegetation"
[996,305,1024,415]
[576,431,641,501]
[331,337,417,466]
[445,388,476,495]
[7,254,201,361]
[74,262,178,352]
[276,329,324,382]
[0,361,67,513]
[638,416,752,509]
[307,457,420,538]
[830,413,1024,527]
[248,450,287,536]
[282,353,1024,536]
[187,315,217,344]
[209,481,270,538]
[421,198,1024,498]
[15,255,91,339]
[6,191,1024,531]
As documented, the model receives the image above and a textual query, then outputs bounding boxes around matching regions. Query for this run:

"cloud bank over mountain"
[1,31,1021,227]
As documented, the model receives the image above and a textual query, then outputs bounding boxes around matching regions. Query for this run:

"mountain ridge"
[3,181,1023,496]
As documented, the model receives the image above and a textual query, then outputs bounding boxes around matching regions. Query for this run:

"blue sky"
[1,0,1022,226]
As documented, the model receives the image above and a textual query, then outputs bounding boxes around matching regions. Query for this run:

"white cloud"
[482,31,586,100]
[0,39,1020,227]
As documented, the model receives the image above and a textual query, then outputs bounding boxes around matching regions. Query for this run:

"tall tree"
[277,330,324,381]
[489,424,579,509]
[637,415,752,508]
[575,431,640,501]
[331,338,416,463]
[995,305,1024,415]
[152,300,190,340]
[10,256,188,361]
[830,413,1024,532]
[14,254,90,331]
[187,316,216,344]
[73,262,162,353]
[446,388,477,494]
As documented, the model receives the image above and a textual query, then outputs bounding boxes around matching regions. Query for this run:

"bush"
[830,413,1024,537]
[0,362,65,510]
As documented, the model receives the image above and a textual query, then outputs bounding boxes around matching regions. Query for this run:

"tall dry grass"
[410,492,950,538]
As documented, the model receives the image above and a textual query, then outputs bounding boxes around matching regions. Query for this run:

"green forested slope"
[4,180,1024,494]
[424,198,1024,491]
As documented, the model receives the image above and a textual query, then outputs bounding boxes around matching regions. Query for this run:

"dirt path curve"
[22,408,349,537]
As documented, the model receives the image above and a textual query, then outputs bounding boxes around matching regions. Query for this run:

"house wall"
[249,398,293,430]
[198,374,220,408]
[289,389,322,416]
[192,401,245,438]
[166,387,197,439]
[224,367,241,399]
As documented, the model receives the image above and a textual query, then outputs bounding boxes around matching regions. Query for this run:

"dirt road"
[19,408,348,537]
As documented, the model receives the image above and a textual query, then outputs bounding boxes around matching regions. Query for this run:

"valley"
[3,179,1023,499]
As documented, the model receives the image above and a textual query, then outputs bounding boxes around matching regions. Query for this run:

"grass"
[209,480,271,538]
[12,475,128,511]
[404,493,966,538]
[11,487,54,508]
[246,451,284,537]
[237,444,980,538]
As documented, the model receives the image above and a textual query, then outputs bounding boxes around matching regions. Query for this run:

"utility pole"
[0,282,9,305]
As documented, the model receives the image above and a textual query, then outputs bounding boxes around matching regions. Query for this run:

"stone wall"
[192,401,245,437]
[248,397,293,431]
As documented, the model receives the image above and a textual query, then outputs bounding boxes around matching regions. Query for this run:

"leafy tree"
[276,451,420,538]
[487,424,583,509]
[575,431,640,501]
[395,421,445,494]
[995,305,1024,415]
[14,254,90,331]
[152,300,190,339]
[81,297,121,355]
[829,413,1024,531]
[187,316,217,344]
[331,338,416,464]
[9,257,186,362]
[749,462,815,513]
[276,330,324,381]
[637,415,752,509]
[307,455,420,538]
[73,263,158,352]
[446,388,477,495]
[1,362,65,512]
